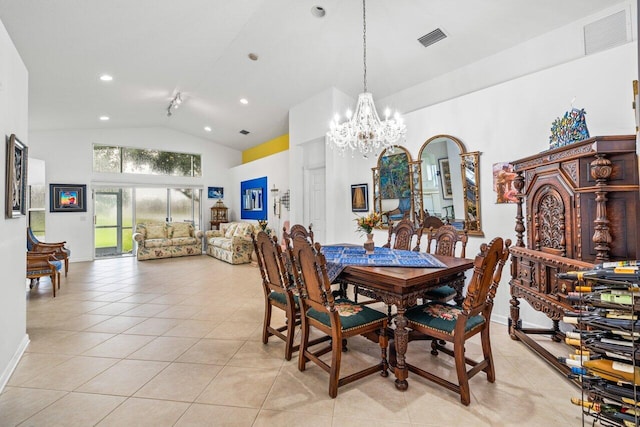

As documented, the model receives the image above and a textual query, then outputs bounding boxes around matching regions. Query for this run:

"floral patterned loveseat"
[133,222,203,261]
[204,222,255,264]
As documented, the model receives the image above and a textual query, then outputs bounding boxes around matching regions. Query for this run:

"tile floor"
[1,255,588,426]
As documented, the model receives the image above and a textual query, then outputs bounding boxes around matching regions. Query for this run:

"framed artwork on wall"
[240,176,267,220]
[208,186,224,199]
[351,183,368,212]
[492,162,517,204]
[5,134,28,218]
[438,158,453,199]
[50,183,87,212]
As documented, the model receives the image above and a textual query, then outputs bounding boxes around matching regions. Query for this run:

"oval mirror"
[418,135,483,236]
[372,146,419,227]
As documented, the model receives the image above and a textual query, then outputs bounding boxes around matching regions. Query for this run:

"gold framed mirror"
[372,146,422,227]
[418,135,483,236]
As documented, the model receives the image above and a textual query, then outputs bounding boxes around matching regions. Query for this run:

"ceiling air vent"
[418,28,447,48]
[584,10,628,55]
[239,129,250,135]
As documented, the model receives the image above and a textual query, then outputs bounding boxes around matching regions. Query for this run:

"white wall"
[28,127,242,261]
[230,151,290,242]
[0,18,29,391]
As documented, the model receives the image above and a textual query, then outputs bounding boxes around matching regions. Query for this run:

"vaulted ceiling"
[0,0,626,151]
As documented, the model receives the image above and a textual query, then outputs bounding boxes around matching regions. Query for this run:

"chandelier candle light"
[326,0,406,158]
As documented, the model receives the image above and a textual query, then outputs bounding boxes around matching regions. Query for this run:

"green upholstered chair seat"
[268,291,299,308]
[406,302,485,335]
[307,298,386,332]
[423,285,456,301]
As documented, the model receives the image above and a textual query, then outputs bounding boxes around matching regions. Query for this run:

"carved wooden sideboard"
[508,134,639,376]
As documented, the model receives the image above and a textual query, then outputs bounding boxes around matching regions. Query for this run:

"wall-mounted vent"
[239,129,250,135]
[584,10,628,55]
[417,28,447,48]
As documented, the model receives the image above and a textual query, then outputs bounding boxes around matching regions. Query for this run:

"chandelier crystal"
[326,0,406,158]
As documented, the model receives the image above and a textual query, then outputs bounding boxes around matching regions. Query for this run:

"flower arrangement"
[257,219,273,236]
[355,211,381,235]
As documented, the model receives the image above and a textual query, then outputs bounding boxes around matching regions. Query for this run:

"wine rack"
[562,270,640,426]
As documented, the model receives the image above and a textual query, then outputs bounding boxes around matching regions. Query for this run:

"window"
[93,145,201,177]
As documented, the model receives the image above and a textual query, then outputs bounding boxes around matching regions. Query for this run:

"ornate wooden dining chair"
[27,252,61,297]
[383,218,422,251]
[403,237,510,405]
[288,234,389,398]
[27,227,70,277]
[422,225,468,303]
[285,223,314,243]
[252,231,301,361]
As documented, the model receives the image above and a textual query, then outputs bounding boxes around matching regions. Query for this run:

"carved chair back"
[252,231,290,295]
[460,237,510,318]
[289,236,337,318]
[383,219,422,251]
[285,223,314,244]
[426,225,468,258]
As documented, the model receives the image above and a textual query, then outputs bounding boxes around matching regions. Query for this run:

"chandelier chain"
[325,0,406,158]
[362,0,367,93]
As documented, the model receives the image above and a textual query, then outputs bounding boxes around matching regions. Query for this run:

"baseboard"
[0,334,29,393]
[491,313,548,330]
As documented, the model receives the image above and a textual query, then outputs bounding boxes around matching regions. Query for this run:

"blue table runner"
[322,245,447,283]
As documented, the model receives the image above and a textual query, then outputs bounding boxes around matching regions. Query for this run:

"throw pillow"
[224,224,238,238]
[234,223,252,237]
[171,223,192,238]
[146,224,166,239]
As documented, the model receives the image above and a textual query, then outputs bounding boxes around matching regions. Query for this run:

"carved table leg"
[509,295,521,340]
[393,306,409,391]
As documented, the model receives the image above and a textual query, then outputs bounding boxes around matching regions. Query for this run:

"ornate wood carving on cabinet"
[508,135,639,377]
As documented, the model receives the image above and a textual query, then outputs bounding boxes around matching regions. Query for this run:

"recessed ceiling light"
[99,116,110,121]
[311,5,326,18]
[99,74,113,82]
[204,126,212,132]
[240,98,248,105]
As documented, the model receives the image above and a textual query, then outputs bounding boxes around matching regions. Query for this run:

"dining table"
[325,248,474,390]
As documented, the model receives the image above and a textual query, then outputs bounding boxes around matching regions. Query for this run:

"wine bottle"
[557,267,639,280]
[595,260,640,269]
[570,398,625,415]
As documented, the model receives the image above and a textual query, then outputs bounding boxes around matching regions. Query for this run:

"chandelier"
[326,0,406,158]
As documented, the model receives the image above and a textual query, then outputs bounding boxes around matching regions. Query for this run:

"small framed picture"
[50,184,87,212]
[241,177,267,220]
[5,134,28,218]
[351,183,368,212]
[208,186,224,199]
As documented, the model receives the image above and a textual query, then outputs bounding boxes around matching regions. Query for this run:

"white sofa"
[133,222,203,261]
[204,222,255,264]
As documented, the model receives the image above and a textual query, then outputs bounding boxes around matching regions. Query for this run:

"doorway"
[304,167,326,243]
[94,188,133,257]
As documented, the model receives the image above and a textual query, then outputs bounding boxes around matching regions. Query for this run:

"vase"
[363,233,375,254]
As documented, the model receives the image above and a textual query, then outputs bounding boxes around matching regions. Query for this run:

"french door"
[94,188,133,257]
[94,186,201,258]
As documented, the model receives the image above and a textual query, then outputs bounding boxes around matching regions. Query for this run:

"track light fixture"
[166,92,183,117]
